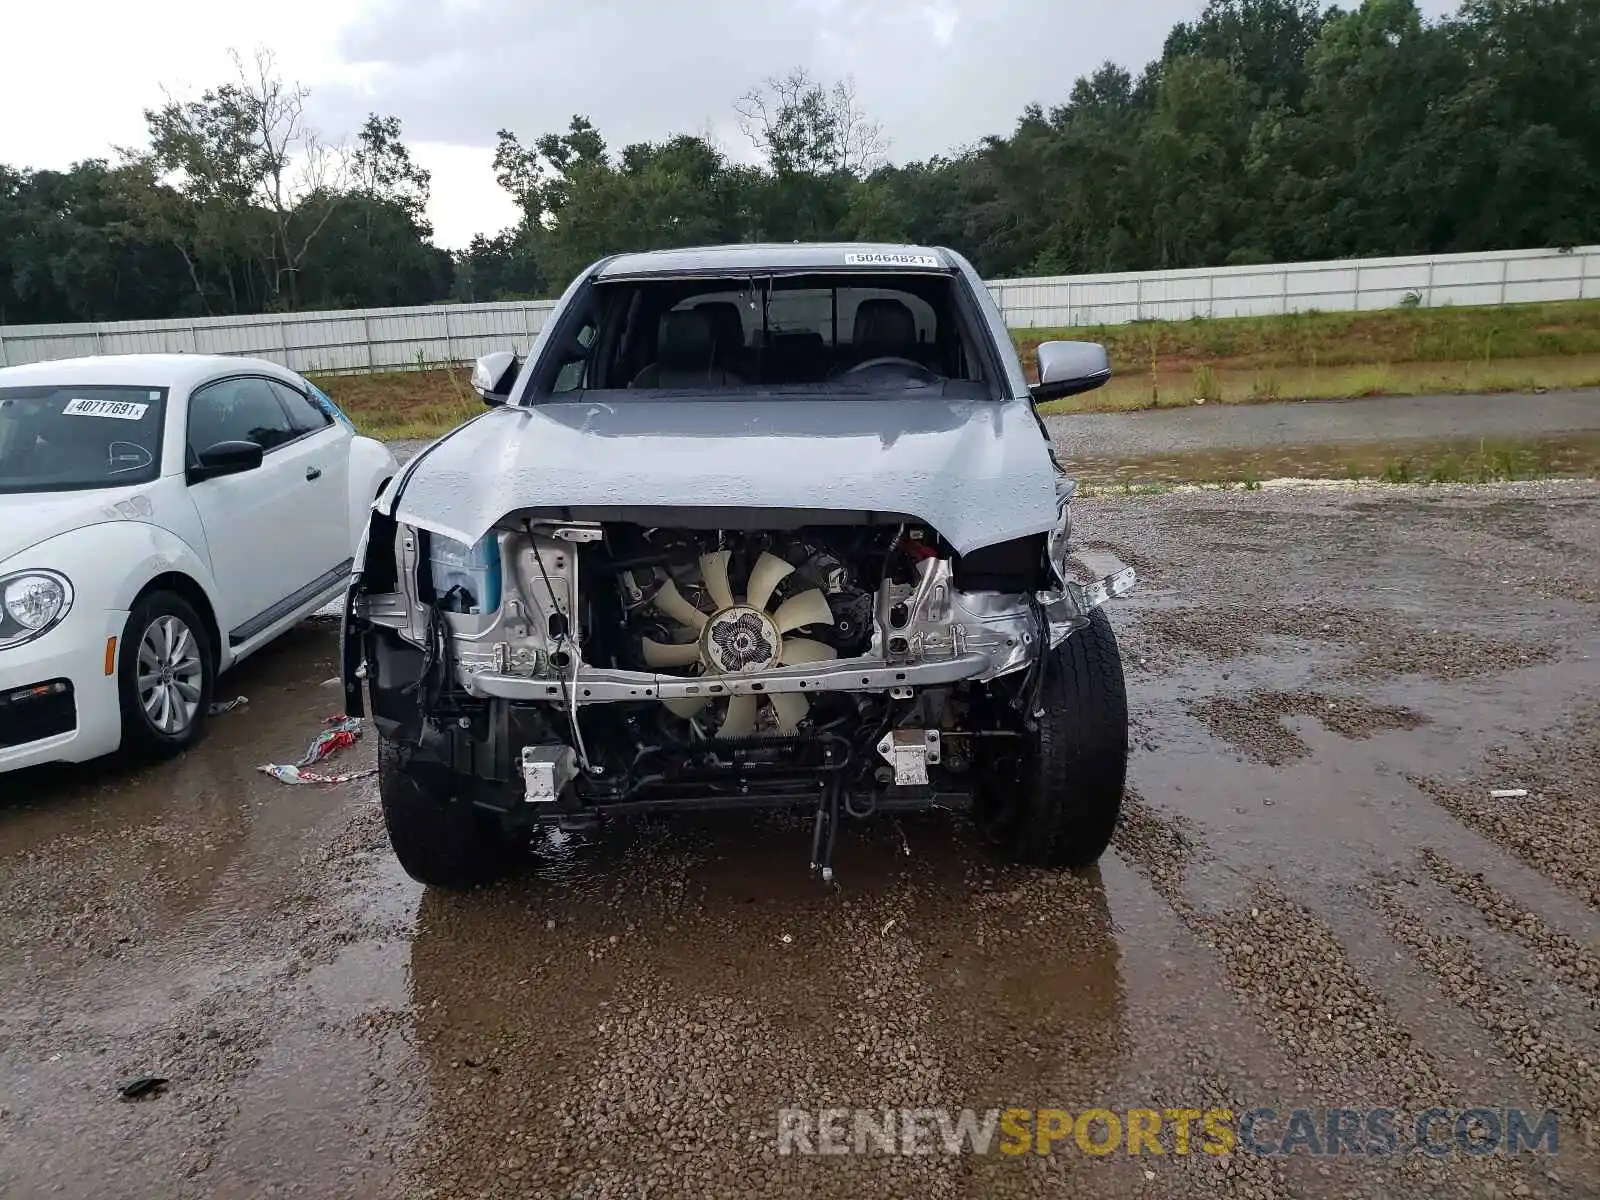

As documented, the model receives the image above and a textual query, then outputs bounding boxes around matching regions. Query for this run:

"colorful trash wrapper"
[258,763,377,786]
[296,715,364,766]
[259,714,374,785]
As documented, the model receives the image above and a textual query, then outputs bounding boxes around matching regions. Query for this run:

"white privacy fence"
[2,245,1596,372]
[0,300,558,375]
[988,244,1600,328]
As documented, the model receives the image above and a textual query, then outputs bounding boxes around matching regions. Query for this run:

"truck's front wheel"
[378,735,518,888]
[980,607,1129,868]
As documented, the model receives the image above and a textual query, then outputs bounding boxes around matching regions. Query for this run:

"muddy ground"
[2,480,1597,1199]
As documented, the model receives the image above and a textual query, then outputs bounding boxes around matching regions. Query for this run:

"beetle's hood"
[389,397,1060,556]
[0,486,156,566]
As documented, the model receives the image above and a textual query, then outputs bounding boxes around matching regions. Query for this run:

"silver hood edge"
[388,396,1062,556]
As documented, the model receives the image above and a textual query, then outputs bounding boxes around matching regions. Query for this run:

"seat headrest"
[765,330,826,349]
[694,302,746,355]
[853,298,916,346]
[658,309,715,369]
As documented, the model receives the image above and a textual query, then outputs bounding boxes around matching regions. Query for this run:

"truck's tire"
[985,607,1129,868]
[378,735,517,889]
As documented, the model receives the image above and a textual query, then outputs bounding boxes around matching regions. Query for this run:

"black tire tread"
[1011,606,1129,868]
[378,736,513,889]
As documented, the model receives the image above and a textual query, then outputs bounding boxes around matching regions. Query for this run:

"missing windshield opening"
[545,272,988,395]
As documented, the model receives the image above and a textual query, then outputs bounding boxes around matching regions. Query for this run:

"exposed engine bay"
[346,506,1134,880]
[613,527,890,734]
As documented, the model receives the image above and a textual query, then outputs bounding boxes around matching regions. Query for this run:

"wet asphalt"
[2,409,1599,1198]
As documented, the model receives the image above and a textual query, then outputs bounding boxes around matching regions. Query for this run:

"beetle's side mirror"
[1030,341,1111,403]
[187,439,264,484]
[471,351,521,406]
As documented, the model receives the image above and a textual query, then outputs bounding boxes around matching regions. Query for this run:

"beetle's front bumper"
[0,608,127,772]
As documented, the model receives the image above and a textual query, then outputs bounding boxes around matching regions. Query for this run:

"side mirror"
[188,439,264,484]
[471,351,521,406]
[1030,341,1111,403]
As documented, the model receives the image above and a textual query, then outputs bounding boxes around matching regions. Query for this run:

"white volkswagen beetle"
[0,354,396,772]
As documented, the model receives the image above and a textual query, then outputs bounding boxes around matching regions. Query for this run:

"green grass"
[1028,297,1600,415]
[1191,364,1223,403]
[310,365,482,441]
[1036,354,1600,415]
[1071,432,1598,491]
[1016,298,1600,373]
[311,298,1600,441]
[1376,441,1554,485]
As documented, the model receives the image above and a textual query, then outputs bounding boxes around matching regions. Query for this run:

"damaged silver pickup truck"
[341,243,1136,888]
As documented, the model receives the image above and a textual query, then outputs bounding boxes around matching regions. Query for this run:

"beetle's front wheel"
[117,591,215,760]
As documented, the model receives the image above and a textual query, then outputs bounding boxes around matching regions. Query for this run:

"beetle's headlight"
[0,570,74,648]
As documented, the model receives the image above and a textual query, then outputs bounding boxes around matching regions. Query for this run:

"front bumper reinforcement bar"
[463,651,995,705]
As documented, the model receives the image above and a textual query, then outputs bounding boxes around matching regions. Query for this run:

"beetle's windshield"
[0,385,168,494]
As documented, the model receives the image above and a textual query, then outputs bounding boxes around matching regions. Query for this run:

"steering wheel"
[840,356,928,375]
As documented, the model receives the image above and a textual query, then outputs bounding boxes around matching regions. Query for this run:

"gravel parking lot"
[2,478,1597,1199]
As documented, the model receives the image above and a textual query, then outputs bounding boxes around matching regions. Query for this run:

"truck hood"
[389,397,1061,556]
[0,486,157,566]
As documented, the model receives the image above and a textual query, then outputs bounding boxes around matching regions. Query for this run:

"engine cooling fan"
[641,549,837,736]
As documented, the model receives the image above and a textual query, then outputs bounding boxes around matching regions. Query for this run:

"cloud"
[315,0,1205,163]
[0,0,351,171]
[3,0,1472,249]
[409,141,523,250]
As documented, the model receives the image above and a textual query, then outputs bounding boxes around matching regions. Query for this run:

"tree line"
[3,0,1596,326]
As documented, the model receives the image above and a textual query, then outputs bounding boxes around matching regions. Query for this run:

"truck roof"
[593,242,957,279]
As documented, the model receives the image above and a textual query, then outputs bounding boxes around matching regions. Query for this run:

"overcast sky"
[4,0,1460,250]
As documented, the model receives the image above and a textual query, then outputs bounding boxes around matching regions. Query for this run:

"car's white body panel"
[347,436,397,544]
[186,420,352,639]
[0,354,397,771]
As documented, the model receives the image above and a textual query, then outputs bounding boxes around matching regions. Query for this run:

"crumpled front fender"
[339,518,371,717]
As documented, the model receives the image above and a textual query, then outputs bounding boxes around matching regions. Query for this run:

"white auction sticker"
[844,251,941,267]
[62,397,150,420]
